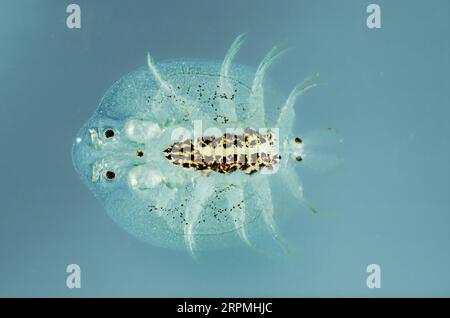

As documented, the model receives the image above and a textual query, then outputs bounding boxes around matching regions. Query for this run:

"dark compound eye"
[136,150,144,157]
[295,155,303,162]
[104,129,115,138]
[294,137,302,144]
[105,171,116,179]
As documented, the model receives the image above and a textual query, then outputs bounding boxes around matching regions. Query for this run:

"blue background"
[0,0,449,296]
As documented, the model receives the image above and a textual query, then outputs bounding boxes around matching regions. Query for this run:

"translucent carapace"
[72,34,343,257]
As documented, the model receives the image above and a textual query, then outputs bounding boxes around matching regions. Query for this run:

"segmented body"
[164,129,280,174]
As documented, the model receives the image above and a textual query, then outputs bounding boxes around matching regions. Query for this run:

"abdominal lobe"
[164,129,281,174]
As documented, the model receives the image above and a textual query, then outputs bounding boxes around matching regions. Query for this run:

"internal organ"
[164,129,280,174]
